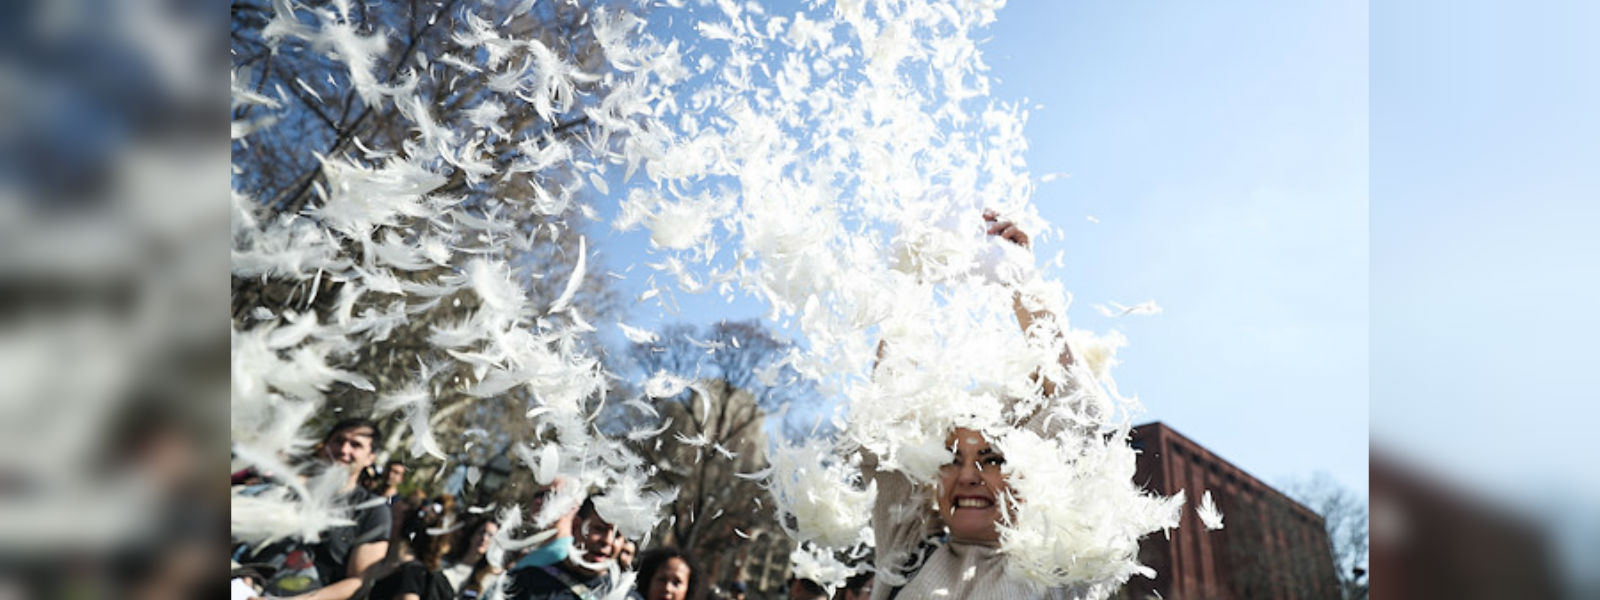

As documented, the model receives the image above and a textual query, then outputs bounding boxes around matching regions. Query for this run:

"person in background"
[617,539,637,571]
[507,480,579,572]
[831,573,871,600]
[726,581,747,600]
[388,488,429,542]
[377,460,407,505]
[634,548,700,600]
[499,483,582,576]
[442,516,504,599]
[367,499,456,600]
[505,497,632,600]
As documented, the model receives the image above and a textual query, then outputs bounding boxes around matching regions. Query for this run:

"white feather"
[1197,490,1224,530]
[617,322,658,344]
[536,444,559,485]
[643,371,691,398]
[547,236,586,314]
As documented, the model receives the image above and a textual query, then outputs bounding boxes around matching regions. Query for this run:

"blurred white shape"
[1197,490,1224,530]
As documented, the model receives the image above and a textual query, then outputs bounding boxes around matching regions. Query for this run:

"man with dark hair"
[373,458,410,541]
[269,418,393,600]
[506,496,636,600]
[377,459,407,505]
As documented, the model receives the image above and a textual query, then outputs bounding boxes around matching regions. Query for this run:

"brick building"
[1117,422,1340,600]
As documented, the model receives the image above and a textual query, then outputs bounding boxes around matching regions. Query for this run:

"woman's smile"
[953,495,995,509]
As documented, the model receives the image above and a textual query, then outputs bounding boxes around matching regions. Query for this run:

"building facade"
[1118,422,1341,600]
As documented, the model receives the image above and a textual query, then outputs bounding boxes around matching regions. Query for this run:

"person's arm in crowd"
[1012,288,1077,395]
[984,211,1078,396]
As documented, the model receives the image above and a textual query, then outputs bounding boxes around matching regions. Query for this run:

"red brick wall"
[1120,423,1340,600]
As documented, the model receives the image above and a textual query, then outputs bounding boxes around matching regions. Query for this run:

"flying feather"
[618,322,659,344]
[1197,490,1224,530]
[547,236,586,314]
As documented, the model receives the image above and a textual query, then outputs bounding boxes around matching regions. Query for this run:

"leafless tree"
[612,320,821,580]
[1284,472,1370,600]
[230,0,633,482]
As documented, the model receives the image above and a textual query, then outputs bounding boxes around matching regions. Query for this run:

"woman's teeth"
[955,498,993,508]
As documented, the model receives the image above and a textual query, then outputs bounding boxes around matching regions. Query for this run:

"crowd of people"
[230,418,876,600]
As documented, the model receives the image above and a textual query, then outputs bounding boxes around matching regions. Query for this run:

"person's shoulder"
[384,560,431,593]
[504,567,570,598]
[346,486,385,506]
[399,560,429,577]
[347,488,392,528]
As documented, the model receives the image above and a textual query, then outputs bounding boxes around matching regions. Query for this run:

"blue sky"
[984,0,1370,501]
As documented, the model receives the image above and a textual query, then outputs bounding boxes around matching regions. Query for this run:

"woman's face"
[937,428,1011,543]
[647,557,692,600]
[471,521,499,555]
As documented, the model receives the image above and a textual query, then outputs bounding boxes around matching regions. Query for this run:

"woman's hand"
[983,210,1029,249]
